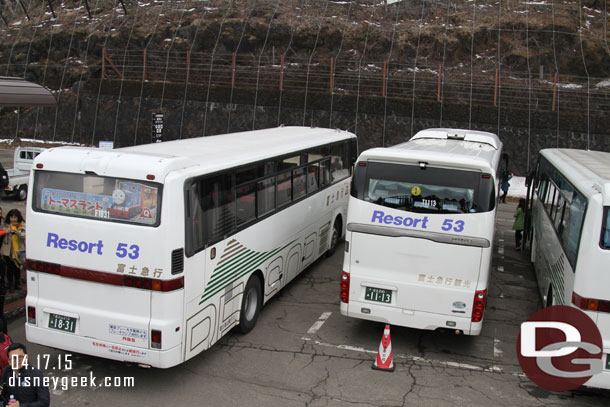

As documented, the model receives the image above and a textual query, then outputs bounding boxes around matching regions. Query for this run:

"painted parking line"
[306,312,332,336]
[303,338,504,373]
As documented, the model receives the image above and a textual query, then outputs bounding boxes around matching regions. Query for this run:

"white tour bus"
[528,148,610,389]
[25,126,357,368]
[340,128,504,335]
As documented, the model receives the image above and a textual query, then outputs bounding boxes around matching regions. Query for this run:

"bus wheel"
[17,185,27,201]
[237,275,262,334]
[326,219,340,258]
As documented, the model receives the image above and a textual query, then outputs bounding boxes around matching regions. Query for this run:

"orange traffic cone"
[372,324,395,372]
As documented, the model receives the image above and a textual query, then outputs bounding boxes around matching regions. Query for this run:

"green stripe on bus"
[199,241,295,304]
[205,251,270,293]
[212,248,256,275]
[203,246,283,297]
[209,249,262,285]
[200,250,279,304]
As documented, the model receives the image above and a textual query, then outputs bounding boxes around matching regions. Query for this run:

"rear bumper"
[340,301,481,335]
[26,324,183,369]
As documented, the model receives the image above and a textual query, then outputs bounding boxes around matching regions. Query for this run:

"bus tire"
[326,218,341,258]
[17,185,27,201]
[237,275,263,334]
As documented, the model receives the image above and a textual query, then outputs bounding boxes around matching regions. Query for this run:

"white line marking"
[306,312,333,335]
[498,247,504,255]
[319,311,332,321]
[308,339,503,373]
[497,265,504,272]
[494,329,503,358]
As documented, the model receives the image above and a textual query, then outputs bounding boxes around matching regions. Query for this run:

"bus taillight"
[26,259,60,274]
[151,330,162,349]
[471,289,487,323]
[340,271,350,303]
[27,306,36,325]
[26,259,184,292]
[572,292,610,313]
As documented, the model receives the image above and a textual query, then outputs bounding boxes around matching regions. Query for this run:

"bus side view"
[527,148,610,389]
[340,128,504,335]
[25,126,357,368]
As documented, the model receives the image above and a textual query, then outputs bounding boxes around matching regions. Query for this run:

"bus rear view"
[25,147,186,368]
[340,129,503,335]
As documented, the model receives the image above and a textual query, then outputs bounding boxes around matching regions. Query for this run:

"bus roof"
[541,148,610,205]
[358,128,502,175]
[410,128,501,150]
[35,127,355,181]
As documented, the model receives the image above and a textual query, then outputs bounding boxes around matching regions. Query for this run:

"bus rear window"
[33,171,162,226]
[352,162,495,214]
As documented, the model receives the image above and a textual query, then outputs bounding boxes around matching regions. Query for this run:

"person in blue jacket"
[500,171,513,203]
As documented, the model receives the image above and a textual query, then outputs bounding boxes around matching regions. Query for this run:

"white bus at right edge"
[529,148,610,390]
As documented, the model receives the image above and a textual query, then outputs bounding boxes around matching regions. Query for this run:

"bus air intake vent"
[171,248,184,275]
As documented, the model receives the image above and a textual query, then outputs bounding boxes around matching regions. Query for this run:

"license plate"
[48,313,76,333]
[365,287,392,304]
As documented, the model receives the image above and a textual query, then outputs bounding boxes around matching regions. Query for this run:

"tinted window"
[352,162,494,214]
[257,177,276,216]
[292,167,306,200]
[560,192,586,267]
[236,183,256,226]
[600,207,609,250]
[277,170,292,207]
[188,173,234,253]
[330,143,350,183]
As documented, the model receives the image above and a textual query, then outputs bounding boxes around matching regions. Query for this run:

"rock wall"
[2,79,609,175]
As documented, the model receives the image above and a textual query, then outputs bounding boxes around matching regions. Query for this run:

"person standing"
[1,209,25,292]
[500,171,513,203]
[0,343,50,407]
[513,198,525,251]
[0,207,6,334]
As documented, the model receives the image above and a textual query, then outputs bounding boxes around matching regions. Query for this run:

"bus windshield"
[352,162,495,214]
[32,171,161,226]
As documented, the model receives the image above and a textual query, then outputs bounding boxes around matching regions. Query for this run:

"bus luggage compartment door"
[35,273,151,348]
[350,231,482,318]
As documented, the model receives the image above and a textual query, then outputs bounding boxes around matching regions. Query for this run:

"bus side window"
[236,183,256,227]
[545,183,557,216]
[203,173,235,244]
[257,177,276,217]
[188,183,206,253]
[277,170,292,207]
[320,159,331,187]
[602,209,610,249]
[554,194,566,232]
[560,193,586,267]
[330,142,349,183]
[293,167,306,200]
[307,163,319,193]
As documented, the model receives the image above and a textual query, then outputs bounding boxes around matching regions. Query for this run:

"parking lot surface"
[1,199,605,406]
